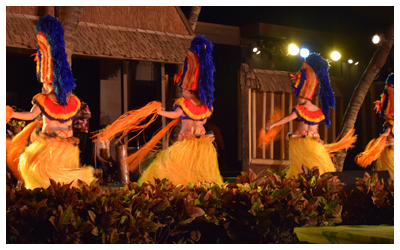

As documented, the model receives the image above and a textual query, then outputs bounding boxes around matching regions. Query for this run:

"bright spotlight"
[288,44,299,56]
[300,48,310,58]
[256,50,261,55]
[354,62,359,65]
[331,51,341,61]
[372,34,380,44]
[348,59,353,64]
[253,47,258,53]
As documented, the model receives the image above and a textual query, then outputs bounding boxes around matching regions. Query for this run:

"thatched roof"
[6,12,194,64]
[241,64,343,97]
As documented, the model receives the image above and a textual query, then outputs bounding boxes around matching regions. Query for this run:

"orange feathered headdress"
[290,62,318,100]
[178,50,200,91]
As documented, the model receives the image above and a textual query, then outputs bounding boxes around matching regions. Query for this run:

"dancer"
[6,118,25,139]
[263,53,356,178]
[94,36,223,185]
[6,15,96,189]
[355,73,394,177]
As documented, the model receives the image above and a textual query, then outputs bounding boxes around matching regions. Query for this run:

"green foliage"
[340,172,394,226]
[6,166,394,243]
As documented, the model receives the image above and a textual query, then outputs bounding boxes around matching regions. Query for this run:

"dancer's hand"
[265,124,274,131]
[156,106,164,114]
[382,128,390,137]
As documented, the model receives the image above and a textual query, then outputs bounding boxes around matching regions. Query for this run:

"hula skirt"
[375,145,394,178]
[287,133,336,178]
[138,134,223,185]
[18,131,96,189]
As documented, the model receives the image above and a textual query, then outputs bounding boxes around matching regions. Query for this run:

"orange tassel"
[354,134,387,168]
[373,100,382,113]
[6,106,13,124]
[324,127,357,153]
[93,101,162,144]
[258,109,282,148]
[126,119,180,172]
[174,73,182,84]
[6,121,40,180]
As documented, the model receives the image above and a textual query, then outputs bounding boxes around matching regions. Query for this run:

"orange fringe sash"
[126,119,180,172]
[355,134,387,168]
[93,101,162,144]
[6,105,13,124]
[324,127,357,153]
[6,121,40,180]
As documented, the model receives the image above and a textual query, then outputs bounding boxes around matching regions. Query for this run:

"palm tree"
[54,6,83,68]
[187,6,202,32]
[336,22,394,171]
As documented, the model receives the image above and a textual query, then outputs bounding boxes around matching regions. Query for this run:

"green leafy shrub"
[6,166,394,244]
[340,172,394,226]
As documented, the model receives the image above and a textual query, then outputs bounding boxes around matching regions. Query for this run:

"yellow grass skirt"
[375,146,394,178]
[138,134,223,185]
[287,134,336,178]
[18,132,96,189]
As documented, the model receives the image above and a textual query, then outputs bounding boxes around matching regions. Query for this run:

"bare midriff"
[180,119,207,135]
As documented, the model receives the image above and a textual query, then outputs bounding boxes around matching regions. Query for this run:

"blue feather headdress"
[35,15,75,106]
[175,35,215,110]
[306,53,335,127]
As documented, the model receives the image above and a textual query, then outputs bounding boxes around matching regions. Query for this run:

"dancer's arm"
[382,126,391,137]
[266,111,298,130]
[11,105,41,121]
[157,106,183,119]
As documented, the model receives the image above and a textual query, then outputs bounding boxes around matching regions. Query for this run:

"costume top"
[384,120,394,138]
[292,105,325,125]
[173,97,212,121]
[32,93,81,123]
[290,53,334,127]
[73,101,91,133]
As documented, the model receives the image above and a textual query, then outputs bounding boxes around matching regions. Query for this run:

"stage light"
[253,47,258,52]
[300,48,310,58]
[256,50,261,55]
[331,51,341,61]
[354,62,359,65]
[348,59,353,64]
[288,44,299,55]
[372,34,380,44]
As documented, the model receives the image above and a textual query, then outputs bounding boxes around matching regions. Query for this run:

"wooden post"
[262,92,266,159]
[332,107,336,141]
[122,60,128,144]
[161,63,167,149]
[269,93,274,159]
[116,143,129,184]
[247,88,252,162]
[251,90,256,159]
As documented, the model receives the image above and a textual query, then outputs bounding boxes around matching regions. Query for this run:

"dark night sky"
[181,6,394,66]
[181,6,393,44]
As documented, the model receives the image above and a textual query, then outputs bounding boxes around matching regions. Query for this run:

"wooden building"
[6,7,387,175]
[194,21,384,174]
[239,63,346,173]
[6,6,195,164]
